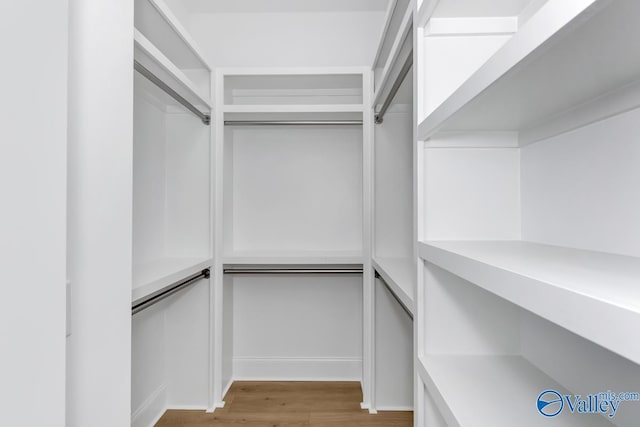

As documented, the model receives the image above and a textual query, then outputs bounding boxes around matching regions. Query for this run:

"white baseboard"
[166,404,208,411]
[222,378,234,398]
[131,385,167,427]
[233,357,362,381]
[376,405,414,411]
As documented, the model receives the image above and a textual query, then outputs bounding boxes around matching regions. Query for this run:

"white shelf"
[224,250,363,266]
[134,30,212,110]
[135,0,211,71]
[419,240,640,365]
[373,257,415,315]
[222,104,364,114]
[420,355,613,427]
[132,257,212,305]
[416,0,640,140]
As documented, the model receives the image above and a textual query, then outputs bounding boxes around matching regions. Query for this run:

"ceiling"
[181,0,390,13]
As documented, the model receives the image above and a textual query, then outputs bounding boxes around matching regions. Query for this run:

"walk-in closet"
[5,0,640,426]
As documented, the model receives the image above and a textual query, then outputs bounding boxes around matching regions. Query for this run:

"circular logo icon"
[537,390,564,417]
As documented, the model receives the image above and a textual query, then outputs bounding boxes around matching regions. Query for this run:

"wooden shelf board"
[419,240,640,365]
[420,354,613,427]
[132,257,212,305]
[373,257,415,315]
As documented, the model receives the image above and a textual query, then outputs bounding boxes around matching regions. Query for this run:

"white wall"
[0,1,68,426]
[67,1,133,426]
[189,11,386,68]
[228,126,363,253]
[231,274,363,380]
[522,107,640,258]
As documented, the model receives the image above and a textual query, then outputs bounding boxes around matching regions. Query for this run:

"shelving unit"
[131,0,214,425]
[370,6,415,412]
[420,355,612,427]
[134,0,211,96]
[212,67,373,409]
[415,0,640,425]
[416,0,640,140]
[420,240,640,365]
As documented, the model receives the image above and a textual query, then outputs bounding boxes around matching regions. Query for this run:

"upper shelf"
[220,70,367,122]
[135,0,210,72]
[224,250,363,266]
[419,240,640,365]
[417,0,640,141]
[222,71,365,107]
[134,30,212,111]
[372,0,413,106]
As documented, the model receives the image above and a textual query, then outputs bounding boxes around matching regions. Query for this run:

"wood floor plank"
[155,382,412,427]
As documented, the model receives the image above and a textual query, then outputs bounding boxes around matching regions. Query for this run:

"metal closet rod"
[375,50,413,125]
[224,268,363,275]
[134,60,211,125]
[132,269,210,315]
[224,120,363,126]
[375,271,413,320]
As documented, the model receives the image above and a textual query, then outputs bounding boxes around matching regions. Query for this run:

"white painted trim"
[222,378,234,400]
[373,7,414,107]
[147,0,212,71]
[362,69,376,414]
[520,78,640,145]
[424,17,518,37]
[208,68,225,414]
[134,29,212,109]
[377,406,415,411]
[232,357,363,381]
[425,131,519,148]
[416,0,441,28]
[131,385,167,427]
[372,0,400,68]
[167,405,208,411]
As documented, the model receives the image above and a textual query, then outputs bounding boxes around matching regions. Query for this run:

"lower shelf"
[372,257,415,316]
[132,257,212,305]
[420,355,613,427]
[419,240,640,365]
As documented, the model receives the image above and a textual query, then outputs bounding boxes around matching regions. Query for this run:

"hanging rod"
[375,271,413,320]
[375,51,413,125]
[224,120,363,126]
[224,268,363,275]
[134,60,211,125]
[132,268,210,315]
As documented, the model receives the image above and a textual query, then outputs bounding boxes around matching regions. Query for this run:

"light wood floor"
[156,381,413,426]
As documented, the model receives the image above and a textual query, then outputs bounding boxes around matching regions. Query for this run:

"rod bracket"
[202,268,211,279]
[203,115,211,126]
[374,114,383,125]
